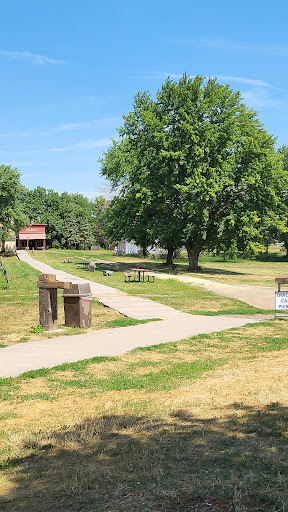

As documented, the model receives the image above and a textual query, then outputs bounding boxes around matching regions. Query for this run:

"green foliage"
[29,325,44,334]
[100,75,287,269]
[20,187,110,250]
[0,165,28,244]
[278,145,288,254]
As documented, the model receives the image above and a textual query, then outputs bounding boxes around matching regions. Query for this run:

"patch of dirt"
[155,273,276,310]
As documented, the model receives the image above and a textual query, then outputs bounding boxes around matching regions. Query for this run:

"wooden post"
[37,273,72,331]
[39,288,58,330]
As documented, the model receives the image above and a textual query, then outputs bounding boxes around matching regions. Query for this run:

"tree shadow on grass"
[1,403,287,512]
[97,260,245,277]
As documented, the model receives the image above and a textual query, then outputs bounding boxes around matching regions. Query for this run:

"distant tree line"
[0,169,110,250]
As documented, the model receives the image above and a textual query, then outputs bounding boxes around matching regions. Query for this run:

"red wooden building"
[17,222,46,250]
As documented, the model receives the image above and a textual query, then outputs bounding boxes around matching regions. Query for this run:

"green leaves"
[0,165,28,242]
[100,74,287,268]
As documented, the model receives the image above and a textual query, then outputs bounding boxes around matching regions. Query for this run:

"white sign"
[275,292,288,311]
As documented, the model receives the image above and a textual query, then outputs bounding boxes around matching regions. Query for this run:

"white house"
[0,231,16,253]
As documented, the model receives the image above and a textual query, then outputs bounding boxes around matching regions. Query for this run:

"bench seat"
[103,270,113,276]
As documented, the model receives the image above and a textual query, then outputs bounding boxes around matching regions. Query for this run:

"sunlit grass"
[0,256,146,346]
[0,320,288,511]
[31,250,273,315]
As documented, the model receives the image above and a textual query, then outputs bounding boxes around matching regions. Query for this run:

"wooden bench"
[147,274,156,283]
[275,278,288,291]
[123,273,132,282]
[103,270,113,276]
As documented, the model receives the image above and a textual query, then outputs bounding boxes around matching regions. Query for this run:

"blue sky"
[1,0,288,198]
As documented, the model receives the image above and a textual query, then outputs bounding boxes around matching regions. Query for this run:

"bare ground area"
[155,273,276,310]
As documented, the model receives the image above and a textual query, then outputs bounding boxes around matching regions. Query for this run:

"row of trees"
[20,187,109,250]
[100,74,288,269]
[0,172,110,250]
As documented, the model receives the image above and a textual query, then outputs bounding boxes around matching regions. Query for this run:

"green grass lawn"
[0,320,287,511]
[31,250,274,315]
[36,246,288,287]
[0,256,150,347]
[1,250,288,510]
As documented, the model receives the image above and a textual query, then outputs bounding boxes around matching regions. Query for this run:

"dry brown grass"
[0,256,135,347]
[1,297,125,347]
[1,321,288,511]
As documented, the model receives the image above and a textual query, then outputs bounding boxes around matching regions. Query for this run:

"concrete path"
[0,252,261,378]
[16,251,184,320]
[0,314,258,378]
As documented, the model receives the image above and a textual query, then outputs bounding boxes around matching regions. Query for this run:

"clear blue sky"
[1,0,288,198]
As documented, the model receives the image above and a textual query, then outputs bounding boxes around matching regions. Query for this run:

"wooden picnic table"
[131,268,150,282]
[76,261,90,270]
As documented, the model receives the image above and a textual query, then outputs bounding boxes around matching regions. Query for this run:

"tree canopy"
[0,165,28,245]
[20,187,110,250]
[100,74,287,268]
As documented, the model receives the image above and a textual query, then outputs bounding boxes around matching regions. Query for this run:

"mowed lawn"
[30,250,275,315]
[1,250,288,511]
[34,246,288,287]
[0,256,146,347]
[0,320,288,511]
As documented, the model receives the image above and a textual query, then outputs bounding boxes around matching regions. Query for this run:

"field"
[25,249,277,315]
[30,246,288,287]
[0,256,148,347]
[0,250,287,511]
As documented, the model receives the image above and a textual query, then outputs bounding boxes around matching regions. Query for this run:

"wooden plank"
[37,281,72,289]
[275,278,288,284]
[38,273,56,283]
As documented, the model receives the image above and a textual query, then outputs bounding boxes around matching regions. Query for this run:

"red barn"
[17,222,46,250]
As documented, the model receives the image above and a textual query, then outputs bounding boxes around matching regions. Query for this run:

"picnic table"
[76,261,90,270]
[63,257,73,263]
[131,268,150,282]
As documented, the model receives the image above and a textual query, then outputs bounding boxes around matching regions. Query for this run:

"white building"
[116,240,167,258]
[0,231,16,253]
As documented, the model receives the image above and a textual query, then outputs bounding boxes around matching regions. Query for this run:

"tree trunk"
[165,247,174,266]
[186,246,200,271]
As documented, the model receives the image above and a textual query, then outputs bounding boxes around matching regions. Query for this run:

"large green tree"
[277,145,288,254]
[101,75,287,269]
[0,165,27,246]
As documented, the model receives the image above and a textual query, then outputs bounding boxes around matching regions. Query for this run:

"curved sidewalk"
[0,252,260,378]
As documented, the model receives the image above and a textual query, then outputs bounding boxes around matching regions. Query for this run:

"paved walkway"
[0,252,261,378]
